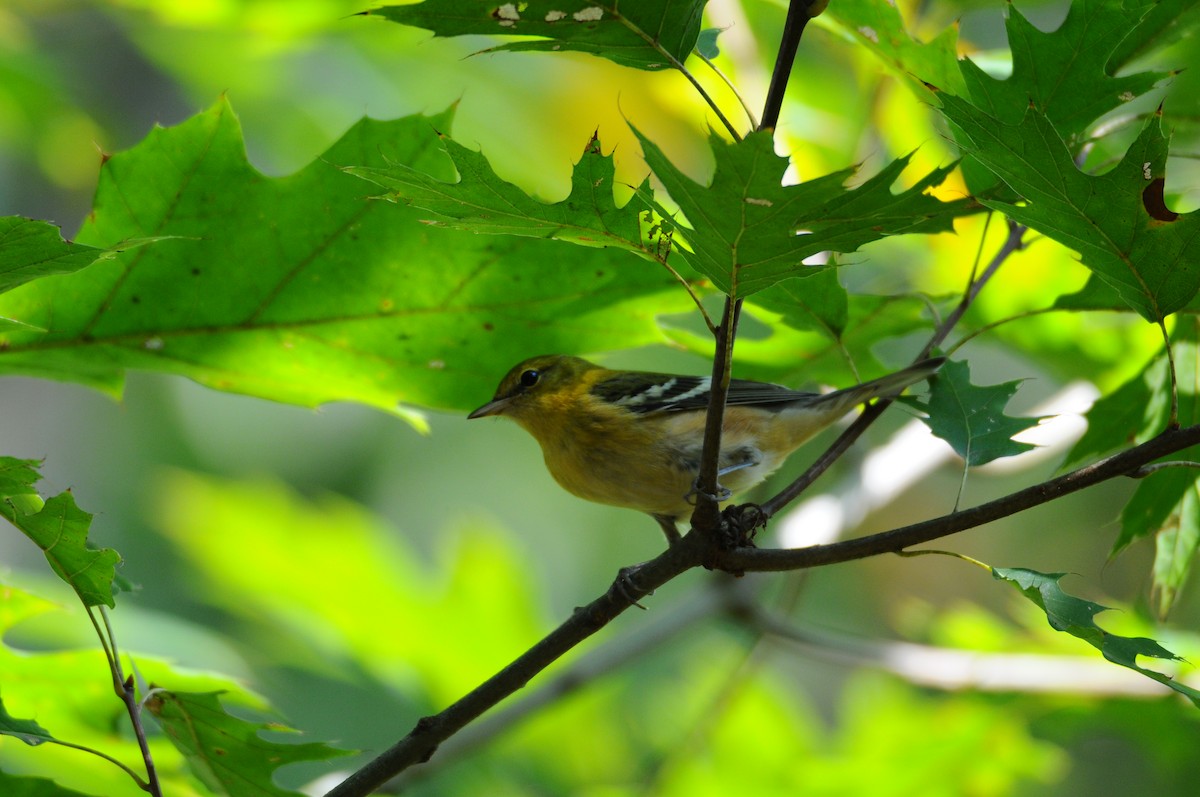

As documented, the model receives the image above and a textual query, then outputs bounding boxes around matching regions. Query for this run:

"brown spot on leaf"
[483,322,494,331]
[1143,178,1179,222]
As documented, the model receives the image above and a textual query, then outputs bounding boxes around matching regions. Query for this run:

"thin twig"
[323,535,707,797]
[759,220,1027,519]
[99,607,163,797]
[720,424,1200,572]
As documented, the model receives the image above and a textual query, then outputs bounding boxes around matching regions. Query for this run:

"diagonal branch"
[717,423,1200,572]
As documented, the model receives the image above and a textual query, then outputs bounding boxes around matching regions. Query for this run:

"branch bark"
[717,424,1200,572]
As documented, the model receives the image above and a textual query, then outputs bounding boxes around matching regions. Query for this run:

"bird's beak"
[467,396,512,419]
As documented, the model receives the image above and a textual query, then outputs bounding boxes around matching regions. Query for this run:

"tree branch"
[716,424,1200,572]
[324,535,708,797]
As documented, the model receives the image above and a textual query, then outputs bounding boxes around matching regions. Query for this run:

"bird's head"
[467,354,600,424]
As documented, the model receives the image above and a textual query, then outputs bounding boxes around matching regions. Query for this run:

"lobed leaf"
[146,690,351,797]
[916,358,1041,466]
[347,133,667,257]
[0,696,57,747]
[0,769,99,796]
[955,0,1169,144]
[366,0,705,71]
[0,489,121,609]
[637,128,972,298]
[0,100,688,418]
[0,218,112,296]
[994,567,1200,707]
[937,102,1200,321]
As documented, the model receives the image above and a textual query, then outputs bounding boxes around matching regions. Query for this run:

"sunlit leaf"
[993,567,1200,707]
[822,0,964,95]
[0,769,99,797]
[916,358,1040,466]
[348,133,666,257]
[955,0,1169,143]
[146,690,351,797]
[366,0,706,71]
[0,218,108,296]
[937,102,1200,321]
[0,100,688,418]
[637,128,971,297]
[0,696,56,746]
[0,460,120,609]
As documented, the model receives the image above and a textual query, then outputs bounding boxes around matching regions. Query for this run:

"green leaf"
[1063,357,1166,469]
[1151,475,1200,617]
[0,695,57,746]
[956,0,1168,143]
[750,268,849,339]
[1109,319,1200,611]
[0,455,43,499]
[366,0,705,71]
[637,128,972,298]
[822,0,964,96]
[0,770,100,797]
[993,567,1200,707]
[348,133,665,257]
[937,101,1200,321]
[696,27,721,59]
[917,358,1040,466]
[0,218,110,296]
[0,459,120,608]
[666,290,937,388]
[147,690,351,797]
[0,100,688,417]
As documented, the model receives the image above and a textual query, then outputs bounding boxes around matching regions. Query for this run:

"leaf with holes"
[366,0,706,71]
[147,690,351,797]
[937,102,1200,322]
[954,0,1171,143]
[994,567,1200,707]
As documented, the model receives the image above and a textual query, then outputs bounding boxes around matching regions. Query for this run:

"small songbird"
[468,354,944,542]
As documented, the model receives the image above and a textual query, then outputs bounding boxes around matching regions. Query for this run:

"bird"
[468,354,944,543]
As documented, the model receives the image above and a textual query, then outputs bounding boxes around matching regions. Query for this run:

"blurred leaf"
[937,102,1200,321]
[0,218,107,296]
[0,582,284,795]
[0,696,56,746]
[750,268,849,338]
[367,0,705,71]
[696,27,721,59]
[146,690,351,797]
[1064,355,1169,469]
[0,456,43,499]
[637,128,971,297]
[153,471,547,702]
[955,0,1168,143]
[0,100,688,418]
[822,0,964,95]
[0,770,100,797]
[1152,477,1200,617]
[348,133,666,257]
[668,290,937,387]
[0,459,120,609]
[916,358,1040,466]
[993,567,1200,707]
[1110,319,1200,612]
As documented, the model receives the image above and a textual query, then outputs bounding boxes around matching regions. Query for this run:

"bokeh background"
[3,1,1200,795]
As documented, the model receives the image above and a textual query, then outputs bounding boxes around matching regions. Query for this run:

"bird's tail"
[812,356,945,417]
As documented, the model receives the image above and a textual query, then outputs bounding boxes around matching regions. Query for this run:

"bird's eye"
[519,369,541,388]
